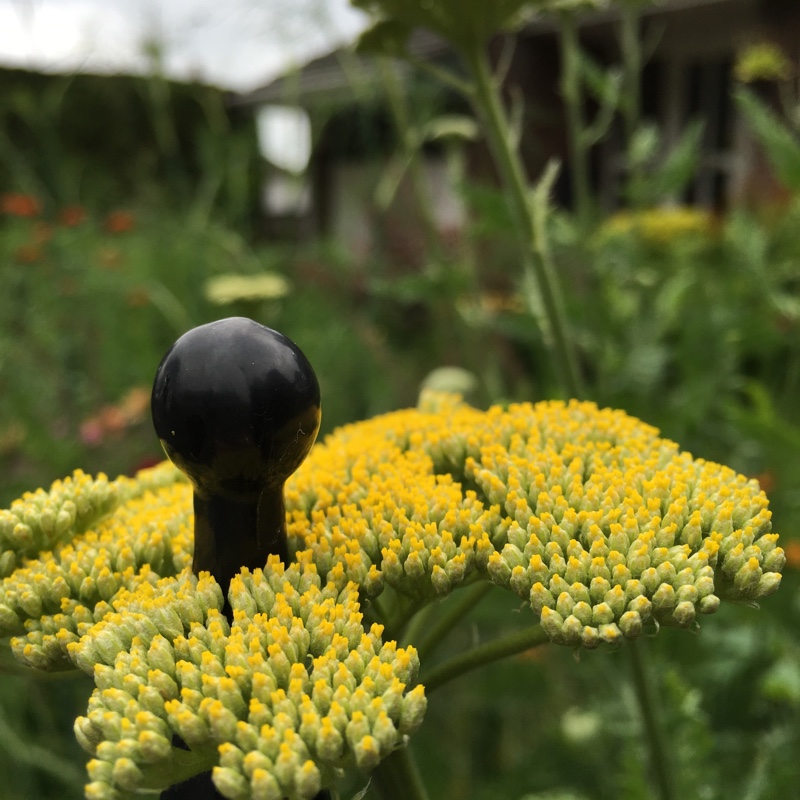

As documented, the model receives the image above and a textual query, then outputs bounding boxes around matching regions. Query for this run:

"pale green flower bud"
[618,610,642,638]
[581,626,600,649]
[672,600,696,627]
[84,780,117,800]
[698,594,720,614]
[251,767,283,800]
[399,685,426,735]
[212,766,249,800]
[561,614,583,645]
[137,730,171,763]
[353,734,381,772]
[294,759,322,797]
[757,572,782,597]
[529,582,555,614]
[111,757,144,790]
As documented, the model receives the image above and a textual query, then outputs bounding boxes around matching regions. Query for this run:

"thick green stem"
[370,744,430,800]
[559,13,592,227]
[627,641,678,800]
[409,582,493,660]
[384,596,425,643]
[463,43,583,398]
[421,624,549,694]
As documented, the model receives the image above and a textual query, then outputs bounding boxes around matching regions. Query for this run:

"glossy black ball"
[151,317,321,500]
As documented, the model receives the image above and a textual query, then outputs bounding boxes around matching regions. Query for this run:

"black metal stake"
[151,317,330,799]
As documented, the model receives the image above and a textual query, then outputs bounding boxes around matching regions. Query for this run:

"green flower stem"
[420,623,549,694]
[409,582,494,660]
[462,42,583,398]
[385,596,426,642]
[627,641,678,800]
[370,744,430,800]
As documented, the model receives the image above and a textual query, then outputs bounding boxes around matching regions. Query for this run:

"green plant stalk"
[463,43,583,398]
[627,640,678,800]
[421,624,549,693]
[559,12,592,227]
[619,4,644,201]
[410,582,494,660]
[369,744,431,800]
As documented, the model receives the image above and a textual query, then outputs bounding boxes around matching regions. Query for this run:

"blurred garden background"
[2,0,800,798]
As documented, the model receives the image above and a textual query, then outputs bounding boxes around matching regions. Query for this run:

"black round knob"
[151,317,321,599]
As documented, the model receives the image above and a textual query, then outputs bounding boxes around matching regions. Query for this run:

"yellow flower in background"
[598,207,713,246]
[735,42,793,84]
[0,397,786,798]
[204,273,291,306]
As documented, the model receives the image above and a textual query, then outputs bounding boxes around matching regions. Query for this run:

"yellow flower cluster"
[0,463,184,578]
[286,400,784,647]
[598,207,713,246]
[72,561,425,800]
[1,470,192,670]
[0,397,786,798]
[735,41,793,83]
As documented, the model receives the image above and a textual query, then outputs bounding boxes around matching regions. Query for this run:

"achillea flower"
[0,397,785,797]
[285,399,783,646]
[71,562,424,799]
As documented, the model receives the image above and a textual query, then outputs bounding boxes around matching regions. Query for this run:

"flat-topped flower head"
[285,398,784,648]
[0,393,786,797]
[72,561,424,800]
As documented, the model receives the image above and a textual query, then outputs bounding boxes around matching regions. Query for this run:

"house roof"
[232,0,739,109]
[230,28,450,108]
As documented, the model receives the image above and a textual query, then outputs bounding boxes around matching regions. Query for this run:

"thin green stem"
[620,5,644,202]
[559,13,592,227]
[627,641,678,800]
[463,43,583,398]
[378,58,444,261]
[420,624,549,694]
[410,582,493,660]
[370,744,430,800]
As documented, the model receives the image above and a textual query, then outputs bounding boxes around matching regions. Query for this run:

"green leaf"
[646,120,705,199]
[734,87,800,191]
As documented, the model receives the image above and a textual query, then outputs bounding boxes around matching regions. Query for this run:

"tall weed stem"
[463,44,583,398]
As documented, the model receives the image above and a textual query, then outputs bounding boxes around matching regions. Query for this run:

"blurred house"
[233,0,800,252]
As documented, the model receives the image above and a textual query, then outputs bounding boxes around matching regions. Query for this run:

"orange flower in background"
[105,210,135,234]
[755,471,777,493]
[1,192,41,217]
[785,541,800,570]
[58,205,87,227]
